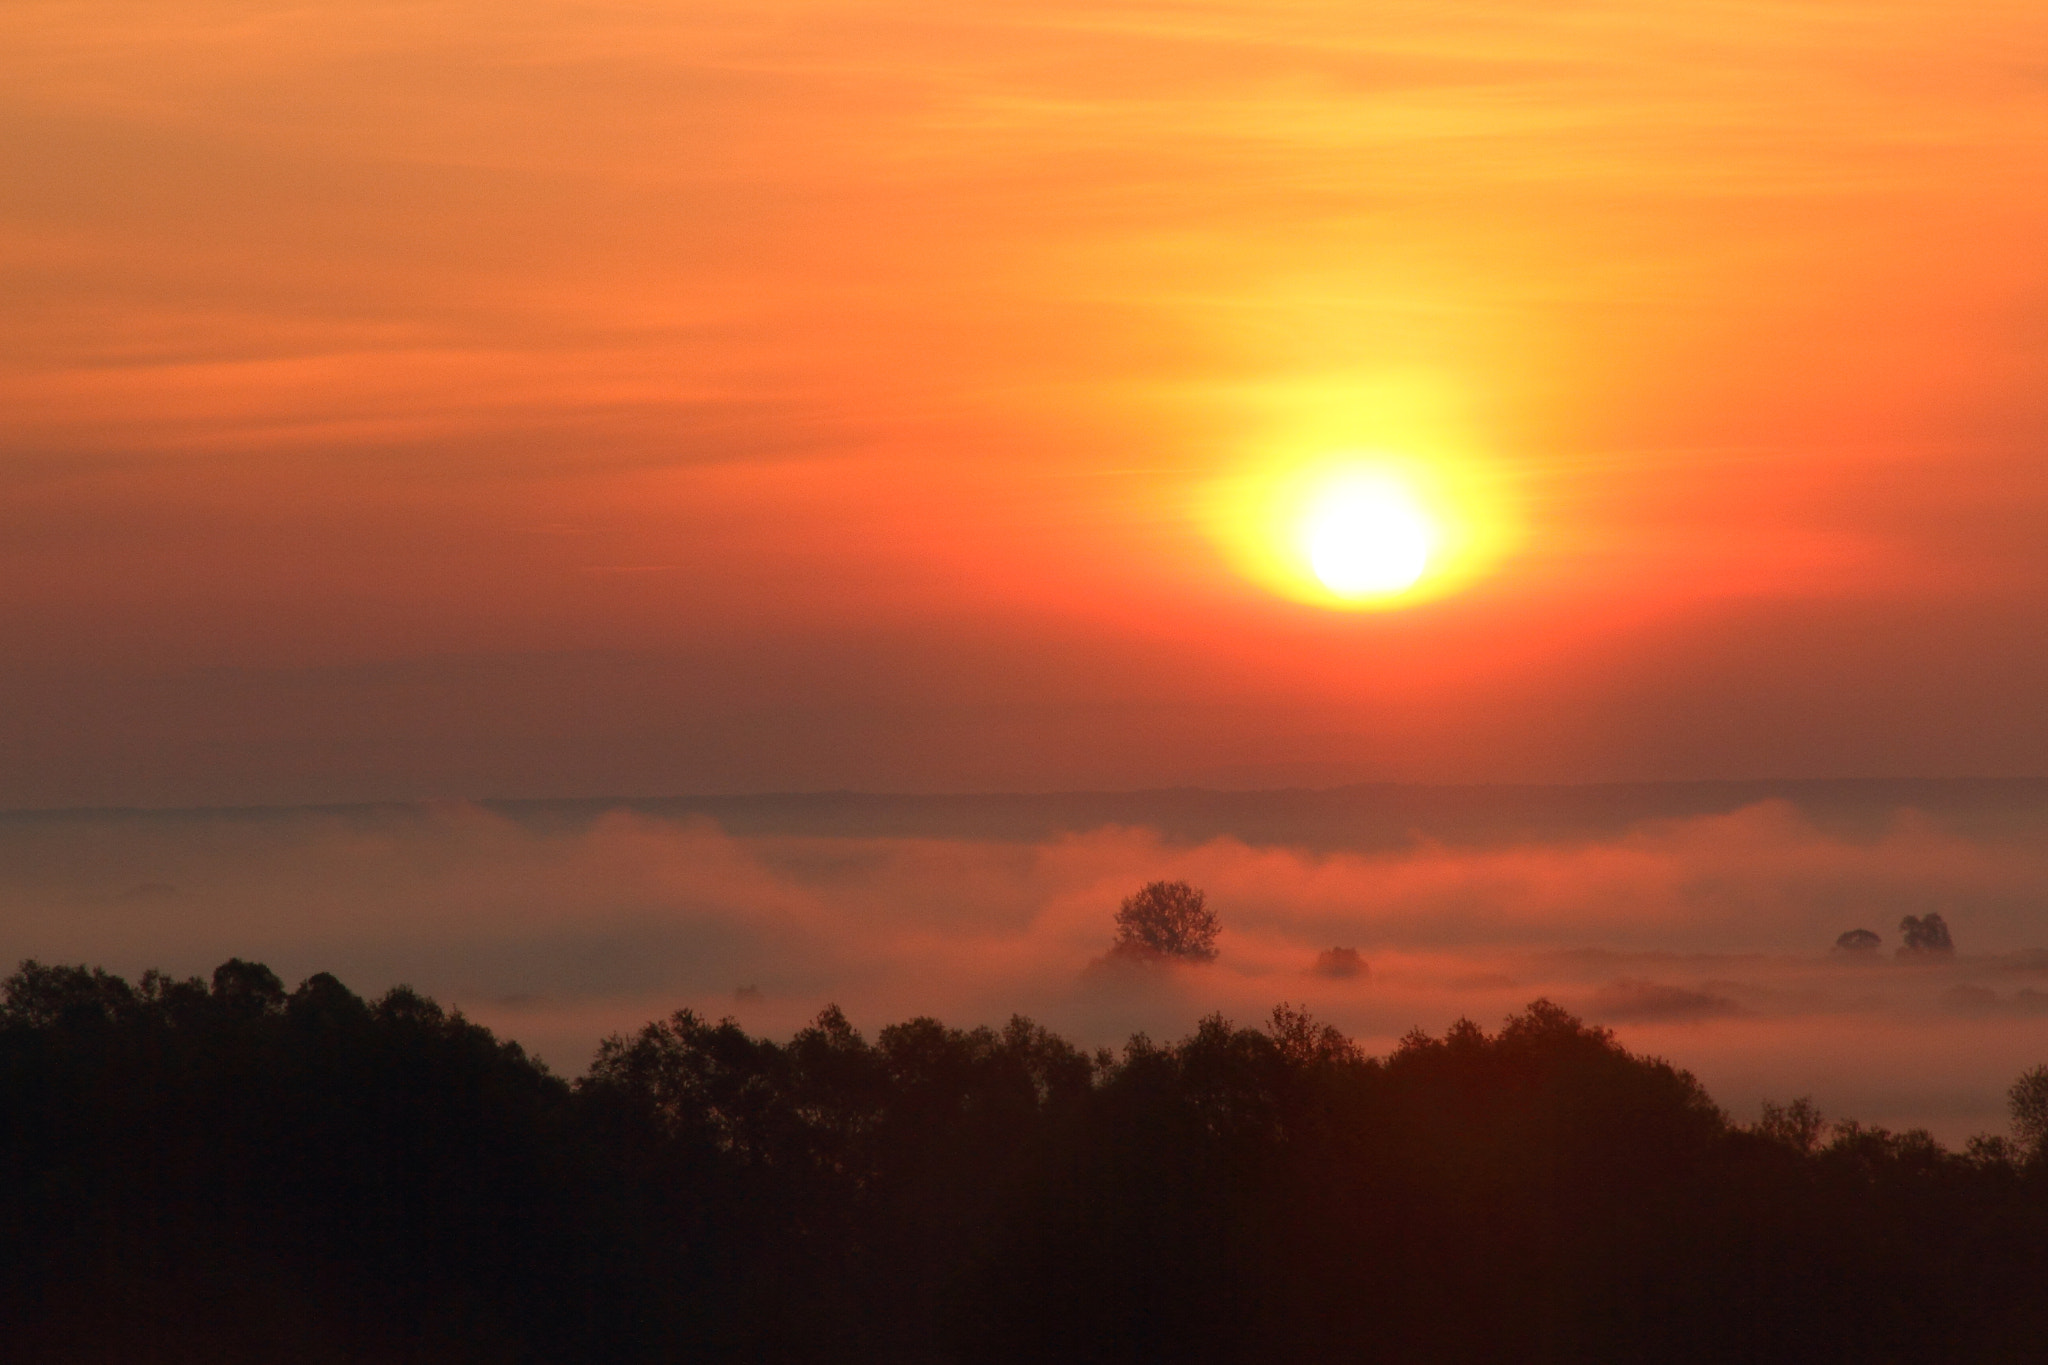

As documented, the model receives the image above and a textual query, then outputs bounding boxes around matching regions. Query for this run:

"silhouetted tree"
[0,957,600,1364]
[1311,945,1367,977]
[1833,928,1882,954]
[0,959,139,1028]
[1111,880,1219,961]
[2013,1064,2048,1159]
[211,956,287,1014]
[1898,912,1954,956]
[1753,1096,1827,1153]
[1265,1001,1357,1065]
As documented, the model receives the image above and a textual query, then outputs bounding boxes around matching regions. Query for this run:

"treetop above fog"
[1111,879,1220,961]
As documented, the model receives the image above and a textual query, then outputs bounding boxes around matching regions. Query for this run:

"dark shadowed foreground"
[4,960,2045,1364]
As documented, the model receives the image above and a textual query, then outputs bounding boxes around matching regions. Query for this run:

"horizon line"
[8,773,2048,821]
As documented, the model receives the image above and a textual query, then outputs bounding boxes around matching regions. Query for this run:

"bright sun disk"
[1303,476,1435,596]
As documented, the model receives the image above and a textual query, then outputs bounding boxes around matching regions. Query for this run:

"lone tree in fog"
[1833,928,1881,955]
[1898,913,1955,957]
[1113,880,1219,962]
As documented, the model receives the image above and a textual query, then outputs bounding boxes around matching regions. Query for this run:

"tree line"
[3,956,2045,1364]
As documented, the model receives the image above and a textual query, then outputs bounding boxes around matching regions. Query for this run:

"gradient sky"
[6,0,2048,806]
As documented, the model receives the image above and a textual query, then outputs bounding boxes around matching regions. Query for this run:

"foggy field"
[8,781,2048,1142]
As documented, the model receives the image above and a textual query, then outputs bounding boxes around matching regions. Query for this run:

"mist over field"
[8,781,2048,1143]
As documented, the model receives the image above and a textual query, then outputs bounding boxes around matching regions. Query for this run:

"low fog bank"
[4,789,2047,1141]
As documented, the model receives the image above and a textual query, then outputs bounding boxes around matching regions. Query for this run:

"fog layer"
[5,791,2047,1141]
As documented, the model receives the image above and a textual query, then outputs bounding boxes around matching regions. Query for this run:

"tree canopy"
[3,956,2046,1364]
[1899,912,1955,956]
[1111,879,1221,961]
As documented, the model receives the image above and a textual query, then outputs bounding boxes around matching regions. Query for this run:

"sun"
[1302,474,1435,598]
[1198,447,1515,610]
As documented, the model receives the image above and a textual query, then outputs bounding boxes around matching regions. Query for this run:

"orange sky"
[5,0,2048,804]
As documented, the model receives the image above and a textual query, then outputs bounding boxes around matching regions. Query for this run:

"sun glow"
[1202,447,1515,611]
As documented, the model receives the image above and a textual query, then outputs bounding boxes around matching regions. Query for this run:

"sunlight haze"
[4,0,2046,802]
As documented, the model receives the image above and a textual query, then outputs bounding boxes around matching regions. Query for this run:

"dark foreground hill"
[3,959,2045,1364]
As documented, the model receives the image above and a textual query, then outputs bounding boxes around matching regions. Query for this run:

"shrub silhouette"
[1111,880,1219,961]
